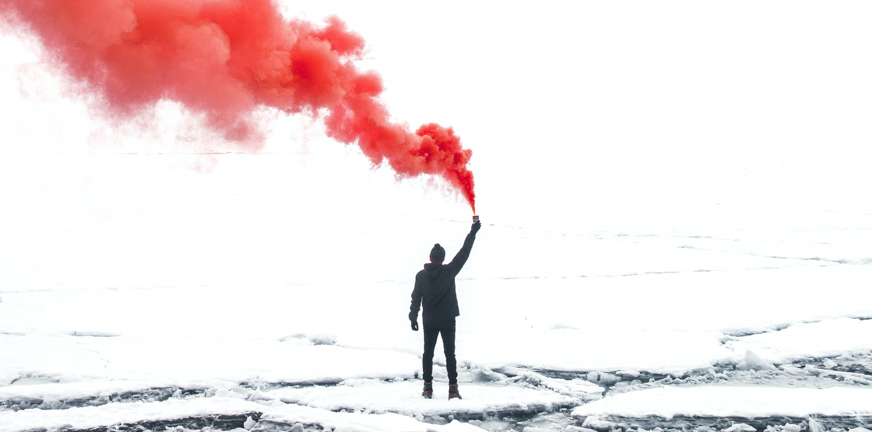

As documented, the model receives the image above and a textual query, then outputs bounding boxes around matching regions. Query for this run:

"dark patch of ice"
[66,412,261,432]
[1,386,206,412]
[503,367,671,392]
[250,420,324,432]
[574,415,872,432]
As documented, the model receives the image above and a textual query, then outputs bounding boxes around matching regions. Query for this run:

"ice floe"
[262,379,580,418]
[0,395,491,432]
[573,386,872,418]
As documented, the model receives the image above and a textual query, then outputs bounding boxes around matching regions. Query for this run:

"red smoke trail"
[0,0,476,212]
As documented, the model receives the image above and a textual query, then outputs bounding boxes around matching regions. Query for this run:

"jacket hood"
[423,262,443,278]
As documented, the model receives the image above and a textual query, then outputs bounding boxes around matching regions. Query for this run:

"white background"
[1,2,872,428]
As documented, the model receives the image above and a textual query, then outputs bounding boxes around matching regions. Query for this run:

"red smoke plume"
[0,0,476,212]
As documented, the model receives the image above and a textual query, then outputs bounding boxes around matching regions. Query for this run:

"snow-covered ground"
[2,120,872,432]
[3,1,872,431]
[1,180,871,431]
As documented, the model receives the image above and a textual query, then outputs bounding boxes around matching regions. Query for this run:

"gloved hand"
[411,320,419,331]
[471,221,481,234]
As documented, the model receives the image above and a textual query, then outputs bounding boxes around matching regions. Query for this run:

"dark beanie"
[430,243,446,262]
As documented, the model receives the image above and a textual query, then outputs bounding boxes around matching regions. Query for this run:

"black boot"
[422,382,433,399]
[448,384,461,400]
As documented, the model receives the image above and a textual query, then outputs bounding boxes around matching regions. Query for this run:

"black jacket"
[409,229,477,324]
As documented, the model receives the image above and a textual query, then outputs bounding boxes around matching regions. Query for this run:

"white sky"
[0,1,870,286]
[3,1,871,211]
[285,1,872,214]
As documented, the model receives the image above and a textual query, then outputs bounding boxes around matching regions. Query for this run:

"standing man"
[409,219,481,400]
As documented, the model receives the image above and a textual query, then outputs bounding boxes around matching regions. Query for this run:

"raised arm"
[446,222,481,276]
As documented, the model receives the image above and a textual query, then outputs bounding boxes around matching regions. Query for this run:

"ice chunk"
[808,419,825,432]
[566,427,598,432]
[587,371,599,383]
[743,351,777,371]
[243,416,257,430]
[582,416,618,431]
[724,424,757,432]
[511,371,603,401]
[471,365,505,383]
[444,420,490,431]
[783,424,802,432]
[586,371,620,386]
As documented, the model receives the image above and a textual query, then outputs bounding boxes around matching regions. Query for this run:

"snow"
[572,386,872,418]
[726,318,872,365]
[262,379,577,416]
[741,350,778,372]
[2,206,872,430]
[2,2,872,430]
[0,331,420,388]
[8,271,872,391]
[0,396,490,432]
[1,208,872,430]
[0,379,201,406]
[0,397,262,432]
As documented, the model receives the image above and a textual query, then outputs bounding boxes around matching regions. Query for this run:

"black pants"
[422,318,457,384]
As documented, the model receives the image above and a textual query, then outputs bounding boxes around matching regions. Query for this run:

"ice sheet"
[726,318,872,364]
[0,332,420,387]
[0,395,490,432]
[572,385,872,418]
[262,379,578,416]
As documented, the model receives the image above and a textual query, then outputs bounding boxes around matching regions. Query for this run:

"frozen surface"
[1,203,872,430]
[0,396,489,432]
[0,331,420,388]
[726,318,872,364]
[263,379,580,416]
[0,397,261,432]
[2,5,872,427]
[573,386,872,418]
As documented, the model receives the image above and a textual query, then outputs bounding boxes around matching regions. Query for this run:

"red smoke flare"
[0,0,476,212]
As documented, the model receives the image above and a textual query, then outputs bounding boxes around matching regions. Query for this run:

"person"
[409,220,481,400]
